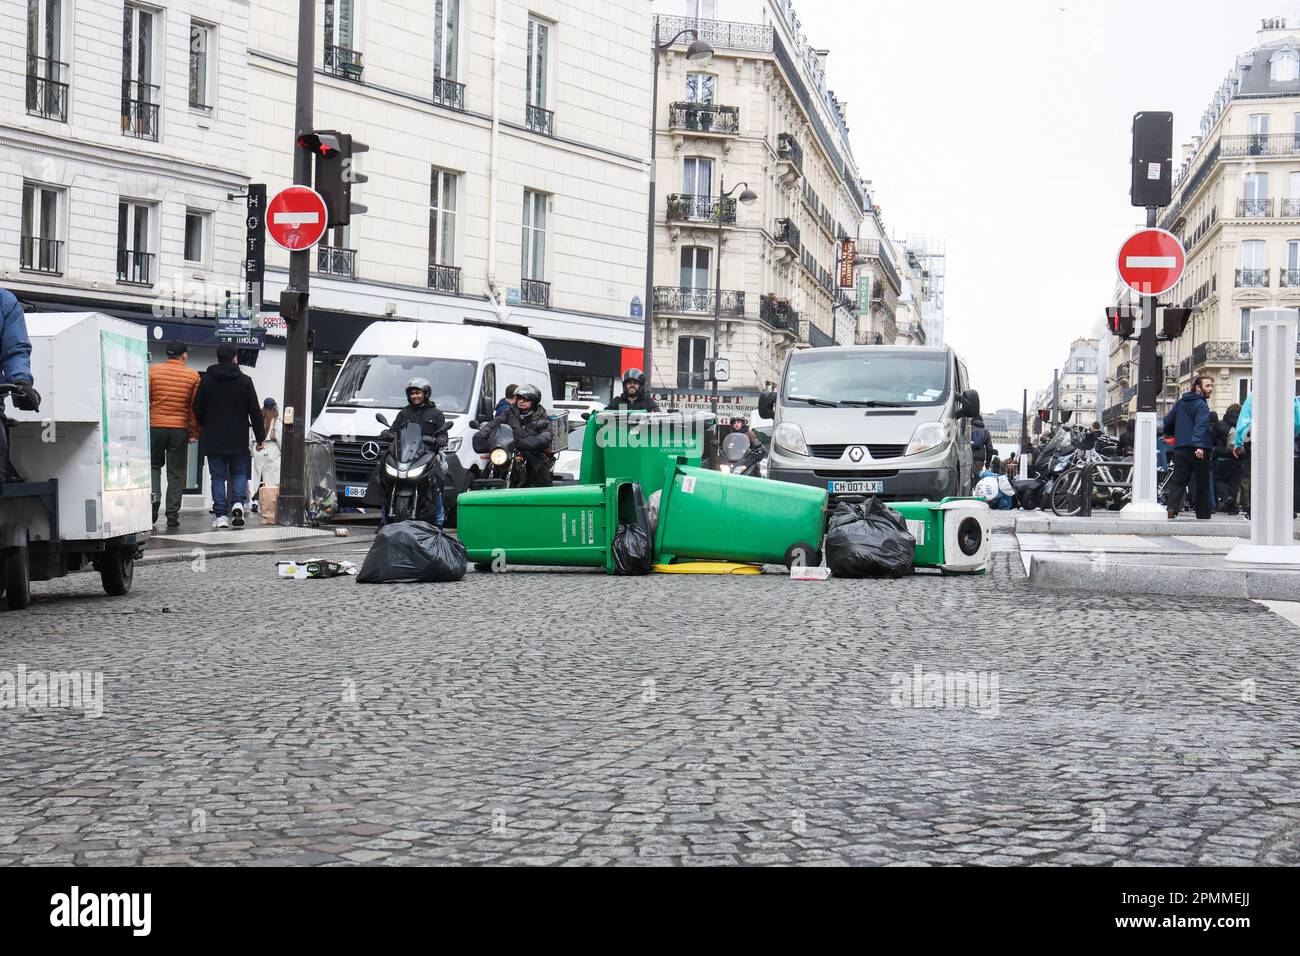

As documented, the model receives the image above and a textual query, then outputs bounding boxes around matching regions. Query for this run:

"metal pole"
[277,0,315,527]
[1122,205,1165,520]
[1051,368,1059,427]
[710,174,724,417]
[642,16,660,388]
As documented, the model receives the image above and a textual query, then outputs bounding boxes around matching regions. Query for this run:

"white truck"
[0,313,153,609]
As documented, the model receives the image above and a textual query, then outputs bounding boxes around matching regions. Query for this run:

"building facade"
[1032,336,1101,426]
[646,0,865,406]
[851,191,903,345]
[247,0,653,406]
[1146,16,1300,416]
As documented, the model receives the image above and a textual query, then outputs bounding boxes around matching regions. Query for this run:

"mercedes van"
[310,322,551,519]
[765,345,980,501]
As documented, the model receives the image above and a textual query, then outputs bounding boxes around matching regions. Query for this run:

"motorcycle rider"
[478,382,553,487]
[605,368,660,412]
[375,377,447,525]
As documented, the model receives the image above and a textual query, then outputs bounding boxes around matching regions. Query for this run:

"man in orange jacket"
[149,341,200,527]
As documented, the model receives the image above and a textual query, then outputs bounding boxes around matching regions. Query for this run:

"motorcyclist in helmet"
[375,377,448,525]
[605,368,659,412]
[477,382,554,487]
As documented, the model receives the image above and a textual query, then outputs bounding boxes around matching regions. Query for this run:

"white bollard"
[1227,309,1300,563]
[1018,454,1029,480]
[1121,411,1165,520]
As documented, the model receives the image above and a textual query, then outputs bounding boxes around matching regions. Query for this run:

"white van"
[310,322,551,519]
[765,345,981,501]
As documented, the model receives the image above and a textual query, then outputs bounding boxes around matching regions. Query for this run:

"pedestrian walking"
[250,397,282,513]
[193,343,265,530]
[1162,376,1214,520]
[970,416,994,471]
[148,341,200,528]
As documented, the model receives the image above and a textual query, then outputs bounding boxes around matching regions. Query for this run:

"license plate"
[828,480,884,495]
[343,485,367,499]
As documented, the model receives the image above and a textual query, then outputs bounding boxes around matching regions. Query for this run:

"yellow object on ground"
[651,562,762,575]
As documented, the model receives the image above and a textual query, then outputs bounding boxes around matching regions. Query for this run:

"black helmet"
[514,383,542,404]
[623,368,646,387]
[405,377,432,401]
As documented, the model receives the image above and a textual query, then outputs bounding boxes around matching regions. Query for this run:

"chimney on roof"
[813,48,828,71]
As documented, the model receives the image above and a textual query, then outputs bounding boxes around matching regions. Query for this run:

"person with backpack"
[970,417,994,472]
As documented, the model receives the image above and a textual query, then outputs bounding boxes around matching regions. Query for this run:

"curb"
[141,538,370,567]
[1025,552,1300,600]
[1014,516,1254,538]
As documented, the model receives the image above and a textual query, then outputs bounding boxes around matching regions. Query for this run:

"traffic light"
[1060,410,1073,423]
[299,129,368,227]
[1037,409,1050,422]
[1160,307,1192,342]
[1106,306,1136,340]
[1131,111,1173,208]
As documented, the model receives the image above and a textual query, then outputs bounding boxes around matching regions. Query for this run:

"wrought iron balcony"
[1236,268,1270,288]
[526,103,554,136]
[1284,199,1300,218]
[121,80,160,140]
[20,236,62,275]
[432,75,465,111]
[116,249,154,286]
[428,263,462,293]
[776,133,803,174]
[668,102,739,136]
[316,245,356,278]
[521,277,550,307]
[1283,269,1300,288]
[655,286,744,317]
[855,331,885,346]
[1238,197,1273,218]
[1220,133,1300,157]
[324,44,364,80]
[773,217,800,254]
[758,294,798,332]
[26,57,68,122]
[666,193,737,224]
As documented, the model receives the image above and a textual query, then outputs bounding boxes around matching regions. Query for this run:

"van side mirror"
[757,392,776,420]
[468,420,480,429]
[959,390,981,419]
[375,413,390,426]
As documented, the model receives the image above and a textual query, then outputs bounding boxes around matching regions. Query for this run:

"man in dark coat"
[605,368,659,412]
[193,343,264,529]
[1162,376,1213,520]
[478,383,553,487]
[372,377,447,525]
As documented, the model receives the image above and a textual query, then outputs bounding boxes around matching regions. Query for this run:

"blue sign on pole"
[630,296,643,318]
[216,297,252,339]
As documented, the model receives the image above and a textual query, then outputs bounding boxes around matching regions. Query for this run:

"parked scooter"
[373,412,448,522]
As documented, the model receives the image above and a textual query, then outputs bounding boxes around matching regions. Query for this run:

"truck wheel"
[3,546,31,610]
[100,546,135,596]
[784,542,820,570]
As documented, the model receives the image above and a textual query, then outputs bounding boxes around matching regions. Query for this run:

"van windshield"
[328,355,478,412]
[782,350,951,407]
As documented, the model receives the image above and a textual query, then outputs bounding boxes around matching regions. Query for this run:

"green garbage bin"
[889,498,990,573]
[456,479,645,573]
[580,411,714,497]
[654,461,828,568]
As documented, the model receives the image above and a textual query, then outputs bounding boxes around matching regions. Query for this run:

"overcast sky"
[792,0,1291,411]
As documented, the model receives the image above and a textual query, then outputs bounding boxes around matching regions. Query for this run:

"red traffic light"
[1106,306,1136,340]
[1037,409,1050,422]
[296,131,341,158]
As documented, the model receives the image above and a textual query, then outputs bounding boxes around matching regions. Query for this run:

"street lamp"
[710,175,757,416]
[643,16,713,392]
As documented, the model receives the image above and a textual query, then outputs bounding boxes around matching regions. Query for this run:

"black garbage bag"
[612,522,653,575]
[825,498,915,579]
[357,520,467,583]
[1012,478,1044,511]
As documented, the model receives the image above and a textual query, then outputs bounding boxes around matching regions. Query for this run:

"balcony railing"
[1238,197,1273,218]
[116,249,154,286]
[316,245,356,278]
[666,193,737,224]
[1283,269,1300,288]
[1236,268,1270,288]
[428,263,462,293]
[1284,199,1300,218]
[432,74,465,111]
[324,44,364,80]
[20,236,62,275]
[1191,339,1300,366]
[26,57,69,122]
[668,102,740,136]
[655,286,745,317]
[859,238,901,293]
[526,103,554,136]
[1220,133,1300,157]
[121,80,160,140]
[776,132,803,174]
[521,277,550,307]
[759,295,798,332]
[773,217,800,253]
[856,331,885,346]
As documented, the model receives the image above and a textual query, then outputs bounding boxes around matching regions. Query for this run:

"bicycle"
[1050,453,1176,516]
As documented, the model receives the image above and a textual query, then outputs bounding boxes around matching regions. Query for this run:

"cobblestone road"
[1,545,1298,866]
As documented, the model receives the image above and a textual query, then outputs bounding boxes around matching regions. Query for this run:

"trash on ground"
[276,559,358,579]
[790,564,831,581]
[651,562,761,575]
[825,498,915,579]
[611,521,653,575]
[356,521,467,583]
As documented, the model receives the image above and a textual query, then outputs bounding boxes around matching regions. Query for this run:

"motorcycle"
[471,422,528,489]
[718,432,764,477]
[373,412,448,523]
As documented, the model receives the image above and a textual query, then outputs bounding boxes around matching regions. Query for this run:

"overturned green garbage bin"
[889,498,990,574]
[580,411,714,498]
[654,462,828,568]
[456,479,646,573]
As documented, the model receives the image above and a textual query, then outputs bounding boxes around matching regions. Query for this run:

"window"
[1242,239,1265,271]
[686,0,716,16]
[478,363,496,419]
[526,17,550,109]
[26,0,67,121]
[678,337,708,389]
[324,0,362,78]
[1240,307,1253,353]
[122,4,158,139]
[429,168,457,266]
[1245,171,1268,200]
[683,156,712,197]
[189,20,213,110]
[1272,49,1298,82]
[117,200,153,285]
[686,73,715,104]
[433,0,458,80]
[522,189,547,280]
[184,210,207,264]
[20,183,61,274]
[1290,240,1300,273]
[680,246,710,290]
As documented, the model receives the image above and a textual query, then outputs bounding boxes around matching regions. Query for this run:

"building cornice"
[0,128,248,189]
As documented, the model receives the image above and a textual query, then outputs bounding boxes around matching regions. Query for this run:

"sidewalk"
[144,509,374,565]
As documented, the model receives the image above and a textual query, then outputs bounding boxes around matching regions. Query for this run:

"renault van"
[765,345,980,501]
[310,322,551,520]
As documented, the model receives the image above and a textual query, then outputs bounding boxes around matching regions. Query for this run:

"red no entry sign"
[1117,228,1185,296]
[266,186,329,251]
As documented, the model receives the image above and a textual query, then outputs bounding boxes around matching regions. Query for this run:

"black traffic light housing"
[1037,409,1051,423]
[1131,111,1173,208]
[299,129,368,227]
[1160,307,1192,342]
[1060,410,1073,424]
[1106,306,1137,341]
